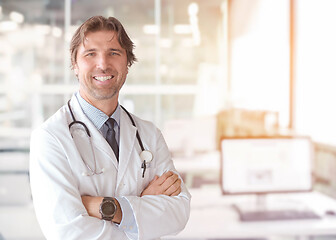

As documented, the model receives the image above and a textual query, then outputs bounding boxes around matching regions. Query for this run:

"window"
[0,0,228,141]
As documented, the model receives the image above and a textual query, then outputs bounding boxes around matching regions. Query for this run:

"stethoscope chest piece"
[140,150,153,163]
[140,150,153,178]
[68,100,154,178]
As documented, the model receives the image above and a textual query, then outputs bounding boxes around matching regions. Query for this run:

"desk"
[1,189,336,240]
[164,188,336,239]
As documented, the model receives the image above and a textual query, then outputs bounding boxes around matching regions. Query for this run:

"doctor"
[30,16,191,240]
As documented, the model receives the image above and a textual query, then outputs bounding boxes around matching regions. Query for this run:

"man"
[30,16,191,240]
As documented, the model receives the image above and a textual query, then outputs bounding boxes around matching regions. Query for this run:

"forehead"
[80,30,123,51]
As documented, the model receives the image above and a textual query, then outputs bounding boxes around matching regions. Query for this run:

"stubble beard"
[88,84,119,100]
[81,73,126,101]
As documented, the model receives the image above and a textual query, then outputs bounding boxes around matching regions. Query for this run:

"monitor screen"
[220,137,313,194]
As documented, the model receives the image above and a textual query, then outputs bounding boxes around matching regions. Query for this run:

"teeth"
[94,76,112,81]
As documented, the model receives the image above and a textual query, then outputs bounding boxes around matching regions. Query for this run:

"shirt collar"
[75,92,120,130]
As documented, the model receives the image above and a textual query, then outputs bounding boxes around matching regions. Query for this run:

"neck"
[79,91,118,116]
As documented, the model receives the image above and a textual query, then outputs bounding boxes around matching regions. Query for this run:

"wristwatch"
[99,197,117,221]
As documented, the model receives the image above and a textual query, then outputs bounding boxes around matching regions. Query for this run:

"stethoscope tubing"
[67,100,151,177]
[68,100,144,147]
[120,105,145,152]
[68,100,91,137]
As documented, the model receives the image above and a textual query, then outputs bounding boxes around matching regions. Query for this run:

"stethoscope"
[67,100,153,178]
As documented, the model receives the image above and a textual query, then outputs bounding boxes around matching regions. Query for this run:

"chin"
[92,90,118,101]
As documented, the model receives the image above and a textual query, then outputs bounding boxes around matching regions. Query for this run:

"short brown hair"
[70,16,137,69]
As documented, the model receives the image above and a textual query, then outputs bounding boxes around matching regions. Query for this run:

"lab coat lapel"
[69,95,119,170]
[116,109,137,188]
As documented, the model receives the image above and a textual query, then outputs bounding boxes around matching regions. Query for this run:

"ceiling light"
[9,11,24,24]
[143,24,159,35]
[188,3,199,16]
[34,24,51,35]
[174,24,192,34]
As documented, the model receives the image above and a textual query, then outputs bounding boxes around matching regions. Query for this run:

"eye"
[85,52,95,57]
[110,52,121,56]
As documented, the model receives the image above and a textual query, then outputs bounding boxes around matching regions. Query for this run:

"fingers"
[164,178,181,196]
[155,171,174,185]
[170,186,181,196]
[140,174,164,197]
[160,172,179,191]
[140,171,182,197]
[149,175,159,184]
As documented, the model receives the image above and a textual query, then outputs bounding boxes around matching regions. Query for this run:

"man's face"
[74,30,128,102]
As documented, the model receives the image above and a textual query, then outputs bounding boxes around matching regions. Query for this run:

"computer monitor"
[220,136,313,195]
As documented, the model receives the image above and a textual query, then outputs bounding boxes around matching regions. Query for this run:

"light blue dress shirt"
[75,92,137,234]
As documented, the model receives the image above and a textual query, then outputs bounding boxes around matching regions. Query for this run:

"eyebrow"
[82,49,96,54]
[108,48,123,53]
[82,48,123,54]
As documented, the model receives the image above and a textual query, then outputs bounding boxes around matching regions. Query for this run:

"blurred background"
[1,0,336,239]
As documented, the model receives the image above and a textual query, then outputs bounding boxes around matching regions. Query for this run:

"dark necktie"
[105,118,119,161]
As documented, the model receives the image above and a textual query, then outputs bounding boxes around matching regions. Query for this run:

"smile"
[93,75,114,82]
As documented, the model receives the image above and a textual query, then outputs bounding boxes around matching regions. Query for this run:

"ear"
[73,64,79,76]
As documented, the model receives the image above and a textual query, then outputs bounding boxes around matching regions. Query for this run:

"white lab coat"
[30,95,191,240]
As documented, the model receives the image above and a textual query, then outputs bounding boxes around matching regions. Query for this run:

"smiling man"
[74,30,128,115]
[30,16,191,240]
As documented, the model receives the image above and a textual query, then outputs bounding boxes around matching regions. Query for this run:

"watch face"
[102,201,116,216]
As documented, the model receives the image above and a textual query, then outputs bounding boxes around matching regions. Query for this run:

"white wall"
[229,0,290,128]
[295,0,336,145]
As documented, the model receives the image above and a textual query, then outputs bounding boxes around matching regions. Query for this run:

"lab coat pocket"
[137,166,157,196]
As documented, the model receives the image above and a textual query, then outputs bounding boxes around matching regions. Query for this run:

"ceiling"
[0,0,224,27]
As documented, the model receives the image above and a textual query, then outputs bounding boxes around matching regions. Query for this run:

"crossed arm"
[81,171,182,223]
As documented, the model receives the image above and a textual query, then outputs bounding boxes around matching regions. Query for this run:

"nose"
[96,54,109,71]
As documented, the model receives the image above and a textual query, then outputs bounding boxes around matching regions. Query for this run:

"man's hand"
[81,171,181,221]
[141,171,181,197]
